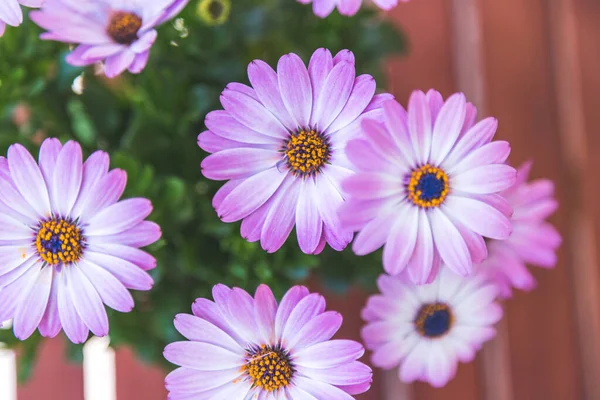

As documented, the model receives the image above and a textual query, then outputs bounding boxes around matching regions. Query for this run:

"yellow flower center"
[244,345,293,392]
[35,218,84,265]
[107,11,143,45]
[407,164,449,208]
[284,130,330,177]
[414,303,454,338]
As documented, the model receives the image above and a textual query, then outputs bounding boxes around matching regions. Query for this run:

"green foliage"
[0,0,406,374]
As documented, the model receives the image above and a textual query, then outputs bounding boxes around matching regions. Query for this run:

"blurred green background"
[0,0,405,380]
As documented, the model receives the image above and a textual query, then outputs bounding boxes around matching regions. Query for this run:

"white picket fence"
[0,321,117,400]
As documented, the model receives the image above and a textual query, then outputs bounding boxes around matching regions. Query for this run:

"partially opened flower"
[0,0,44,37]
[297,0,403,18]
[340,90,517,284]
[164,284,372,399]
[483,161,561,298]
[199,48,390,254]
[361,268,502,387]
[30,0,189,78]
[0,138,161,343]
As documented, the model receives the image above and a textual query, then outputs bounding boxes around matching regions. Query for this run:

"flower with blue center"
[164,284,372,399]
[361,268,503,388]
[340,89,517,284]
[0,138,161,343]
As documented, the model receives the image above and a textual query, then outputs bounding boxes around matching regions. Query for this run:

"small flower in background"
[197,0,231,26]
[483,161,561,298]
[361,268,502,388]
[340,89,516,284]
[0,0,43,37]
[164,284,372,398]
[0,138,161,343]
[297,0,403,18]
[11,103,31,127]
[30,0,190,78]
[199,48,391,254]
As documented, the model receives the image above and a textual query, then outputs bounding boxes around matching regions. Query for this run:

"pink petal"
[445,196,512,240]
[13,265,52,340]
[382,206,418,275]
[163,342,243,371]
[247,60,296,130]
[296,180,323,254]
[253,284,277,344]
[407,90,432,165]
[430,93,466,165]
[173,314,241,353]
[216,167,287,223]
[50,141,83,216]
[201,148,280,181]
[430,208,471,276]
[260,176,300,253]
[453,164,516,194]
[406,210,435,284]
[312,61,355,132]
[274,285,310,340]
[278,53,312,128]
[79,259,134,313]
[67,266,109,336]
[8,143,50,217]
[308,48,334,117]
[85,198,153,236]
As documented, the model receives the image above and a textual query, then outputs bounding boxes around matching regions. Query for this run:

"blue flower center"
[414,303,453,338]
[407,164,449,208]
[417,173,446,201]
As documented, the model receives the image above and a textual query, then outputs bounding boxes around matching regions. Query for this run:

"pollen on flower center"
[414,303,454,338]
[283,129,330,177]
[244,344,294,392]
[107,11,143,45]
[35,217,84,265]
[407,164,449,208]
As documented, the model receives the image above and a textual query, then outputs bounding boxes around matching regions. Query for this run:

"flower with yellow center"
[164,284,372,399]
[199,48,386,254]
[0,138,160,343]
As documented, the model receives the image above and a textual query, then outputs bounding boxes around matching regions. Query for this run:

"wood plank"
[115,346,167,400]
[18,337,84,400]
[552,0,600,398]
[478,0,584,398]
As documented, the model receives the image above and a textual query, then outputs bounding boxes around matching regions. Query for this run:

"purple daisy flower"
[0,0,44,37]
[297,0,403,18]
[199,48,390,254]
[30,0,189,78]
[361,268,502,388]
[483,161,561,298]
[340,89,517,284]
[0,138,161,343]
[164,284,372,399]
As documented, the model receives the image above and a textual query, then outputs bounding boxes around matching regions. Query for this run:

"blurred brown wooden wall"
[15,0,600,399]
[379,0,600,399]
